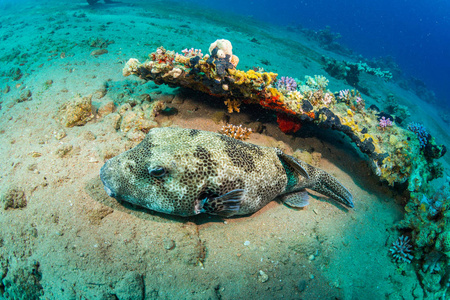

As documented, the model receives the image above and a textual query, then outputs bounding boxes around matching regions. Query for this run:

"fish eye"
[149,166,166,177]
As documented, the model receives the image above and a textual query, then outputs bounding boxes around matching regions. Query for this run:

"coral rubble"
[122,39,445,193]
[57,94,93,127]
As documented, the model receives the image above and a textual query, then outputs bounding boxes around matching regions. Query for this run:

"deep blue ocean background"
[182,0,449,109]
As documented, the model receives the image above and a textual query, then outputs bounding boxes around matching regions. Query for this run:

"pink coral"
[379,116,393,129]
[181,48,203,58]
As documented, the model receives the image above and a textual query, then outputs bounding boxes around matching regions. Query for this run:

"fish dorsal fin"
[281,189,310,208]
[276,149,309,179]
[201,189,245,217]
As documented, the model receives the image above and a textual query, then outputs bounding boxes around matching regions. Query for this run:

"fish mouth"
[100,163,117,198]
[103,184,116,198]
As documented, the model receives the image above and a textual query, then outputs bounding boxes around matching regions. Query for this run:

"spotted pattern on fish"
[100,127,353,217]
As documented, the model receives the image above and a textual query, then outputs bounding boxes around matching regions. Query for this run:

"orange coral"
[224,99,241,113]
[305,111,315,119]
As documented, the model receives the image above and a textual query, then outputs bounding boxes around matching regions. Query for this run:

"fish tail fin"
[311,168,354,208]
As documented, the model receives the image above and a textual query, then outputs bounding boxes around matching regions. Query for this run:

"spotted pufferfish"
[100,127,353,217]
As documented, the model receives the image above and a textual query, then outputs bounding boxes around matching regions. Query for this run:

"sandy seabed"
[0,1,449,299]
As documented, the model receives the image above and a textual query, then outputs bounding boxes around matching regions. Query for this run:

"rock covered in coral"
[122,40,446,192]
[396,177,450,294]
[58,94,93,127]
[97,101,115,117]
[384,93,411,124]
[321,55,393,86]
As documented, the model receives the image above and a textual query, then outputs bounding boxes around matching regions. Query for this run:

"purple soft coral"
[276,76,297,92]
[379,116,393,129]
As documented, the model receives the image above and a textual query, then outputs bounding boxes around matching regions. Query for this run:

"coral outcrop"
[122,39,446,193]
[321,56,393,87]
[398,177,450,296]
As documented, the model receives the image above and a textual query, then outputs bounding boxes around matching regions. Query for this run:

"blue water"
[184,0,450,108]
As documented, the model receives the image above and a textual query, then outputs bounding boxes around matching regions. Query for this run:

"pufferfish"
[100,127,353,217]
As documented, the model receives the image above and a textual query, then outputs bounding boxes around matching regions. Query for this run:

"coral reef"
[321,56,393,87]
[220,124,252,140]
[122,40,446,193]
[398,177,450,296]
[299,26,349,54]
[384,93,411,124]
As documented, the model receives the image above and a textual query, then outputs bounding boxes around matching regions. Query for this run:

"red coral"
[259,95,297,116]
[276,113,302,133]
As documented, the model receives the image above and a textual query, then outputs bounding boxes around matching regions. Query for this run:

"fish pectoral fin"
[203,189,245,217]
[281,189,310,208]
[276,150,309,179]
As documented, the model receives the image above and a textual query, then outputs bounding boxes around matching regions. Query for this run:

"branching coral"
[305,75,329,91]
[379,117,393,130]
[275,76,297,92]
[224,99,241,113]
[407,122,430,149]
[220,124,252,140]
[181,48,203,58]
